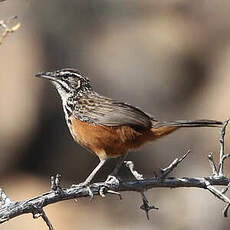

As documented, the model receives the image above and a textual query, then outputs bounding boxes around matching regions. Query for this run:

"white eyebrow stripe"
[60,71,83,78]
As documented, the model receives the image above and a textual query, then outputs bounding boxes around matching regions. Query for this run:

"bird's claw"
[99,175,121,198]
[105,175,120,187]
[71,176,121,199]
[71,182,94,200]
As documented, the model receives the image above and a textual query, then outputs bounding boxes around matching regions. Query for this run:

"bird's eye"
[62,75,68,80]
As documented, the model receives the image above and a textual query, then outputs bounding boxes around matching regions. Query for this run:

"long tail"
[150,119,223,139]
[153,119,223,128]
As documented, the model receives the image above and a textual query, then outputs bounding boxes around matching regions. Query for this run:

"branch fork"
[204,119,230,217]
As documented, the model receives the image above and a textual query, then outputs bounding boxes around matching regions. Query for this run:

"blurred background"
[1,0,230,229]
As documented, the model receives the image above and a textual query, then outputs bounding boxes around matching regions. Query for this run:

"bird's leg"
[105,154,128,184]
[99,155,128,198]
[82,159,107,186]
[72,159,106,188]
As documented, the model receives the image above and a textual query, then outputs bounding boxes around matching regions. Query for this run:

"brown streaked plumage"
[35,68,223,186]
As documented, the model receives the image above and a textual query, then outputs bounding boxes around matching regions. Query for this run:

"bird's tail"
[150,119,222,139]
[153,119,223,128]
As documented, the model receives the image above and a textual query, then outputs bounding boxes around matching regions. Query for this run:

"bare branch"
[40,209,54,230]
[159,150,191,179]
[1,176,230,225]
[208,152,218,176]
[223,203,230,217]
[221,183,230,194]
[218,119,230,176]
[50,174,62,194]
[0,16,21,45]
[0,188,12,208]
[125,161,144,180]
[32,205,54,230]
[125,160,157,219]
[139,192,158,220]
[203,119,230,217]
[205,180,230,204]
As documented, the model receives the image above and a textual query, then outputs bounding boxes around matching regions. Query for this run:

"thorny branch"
[125,160,158,219]
[0,119,230,229]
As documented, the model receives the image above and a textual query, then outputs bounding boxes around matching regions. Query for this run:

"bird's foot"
[71,181,94,199]
[99,175,122,199]
[105,175,120,187]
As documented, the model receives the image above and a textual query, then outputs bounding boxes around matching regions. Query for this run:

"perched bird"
[36,68,222,185]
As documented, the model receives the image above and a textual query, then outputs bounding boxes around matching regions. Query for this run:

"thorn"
[107,190,122,200]
[221,183,230,194]
[41,209,54,230]
[159,150,191,179]
[87,187,94,200]
[0,188,12,207]
[51,173,62,194]
[140,192,158,220]
[223,203,230,217]
[140,203,159,220]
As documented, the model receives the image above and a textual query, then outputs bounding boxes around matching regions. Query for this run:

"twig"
[208,153,218,176]
[124,150,191,219]
[205,180,230,204]
[32,206,54,230]
[205,180,230,218]
[205,119,230,217]
[223,203,230,217]
[0,188,12,208]
[0,16,21,45]
[51,174,62,194]
[218,119,230,176]
[124,161,144,180]
[159,150,191,179]
[221,183,230,194]
[125,160,157,219]
[140,192,158,220]
[40,209,54,230]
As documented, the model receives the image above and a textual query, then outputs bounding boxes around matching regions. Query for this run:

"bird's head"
[35,68,92,98]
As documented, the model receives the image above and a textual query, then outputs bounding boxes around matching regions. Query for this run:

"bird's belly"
[70,117,149,159]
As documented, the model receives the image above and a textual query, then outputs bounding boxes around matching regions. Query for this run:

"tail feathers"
[153,119,223,128]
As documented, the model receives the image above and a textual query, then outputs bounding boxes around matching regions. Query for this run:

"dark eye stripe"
[56,80,71,93]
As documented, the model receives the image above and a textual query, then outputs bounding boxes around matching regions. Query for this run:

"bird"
[35,68,222,186]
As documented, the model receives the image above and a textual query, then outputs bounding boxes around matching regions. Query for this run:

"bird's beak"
[35,71,56,81]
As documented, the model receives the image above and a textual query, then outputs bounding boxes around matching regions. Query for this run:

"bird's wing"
[73,94,155,130]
